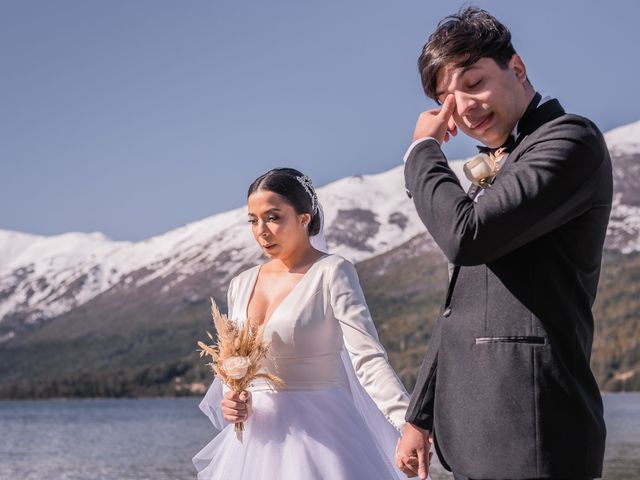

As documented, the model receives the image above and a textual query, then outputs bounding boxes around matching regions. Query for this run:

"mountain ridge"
[1,119,639,396]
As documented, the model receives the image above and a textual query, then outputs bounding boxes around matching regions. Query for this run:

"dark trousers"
[453,473,593,480]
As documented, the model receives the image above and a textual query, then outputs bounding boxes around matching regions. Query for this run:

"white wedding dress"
[193,253,412,479]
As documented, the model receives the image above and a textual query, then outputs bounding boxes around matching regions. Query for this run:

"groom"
[396,7,611,480]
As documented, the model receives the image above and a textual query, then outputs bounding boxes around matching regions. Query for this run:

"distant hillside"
[1,234,638,398]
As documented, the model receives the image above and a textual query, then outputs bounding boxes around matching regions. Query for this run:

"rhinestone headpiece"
[295,174,318,215]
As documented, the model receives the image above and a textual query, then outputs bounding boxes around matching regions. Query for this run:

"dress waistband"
[248,351,349,392]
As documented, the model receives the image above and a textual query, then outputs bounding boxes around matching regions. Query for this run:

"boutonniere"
[463,147,507,189]
[463,153,494,189]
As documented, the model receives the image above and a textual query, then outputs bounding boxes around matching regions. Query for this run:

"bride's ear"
[299,212,311,228]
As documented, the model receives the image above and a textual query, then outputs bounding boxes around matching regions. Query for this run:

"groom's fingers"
[395,447,418,477]
[438,94,456,121]
[416,446,429,480]
[404,455,419,473]
[398,456,418,477]
[448,117,458,137]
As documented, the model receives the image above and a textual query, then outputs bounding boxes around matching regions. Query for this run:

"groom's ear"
[510,54,528,84]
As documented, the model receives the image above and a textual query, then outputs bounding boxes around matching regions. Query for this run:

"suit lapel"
[467,184,481,200]
[500,99,566,171]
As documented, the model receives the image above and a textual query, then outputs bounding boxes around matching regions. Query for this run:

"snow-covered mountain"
[1,120,639,341]
[603,121,640,252]
[0,160,470,339]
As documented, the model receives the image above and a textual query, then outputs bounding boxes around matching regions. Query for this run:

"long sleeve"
[404,317,443,430]
[329,257,409,430]
[404,117,608,266]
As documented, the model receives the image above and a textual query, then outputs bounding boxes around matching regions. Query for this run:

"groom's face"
[434,55,530,148]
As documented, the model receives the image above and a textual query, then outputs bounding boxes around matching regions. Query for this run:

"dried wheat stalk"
[197,298,284,439]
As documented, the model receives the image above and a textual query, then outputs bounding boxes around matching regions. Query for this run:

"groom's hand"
[396,423,431,479]
[412,94,457,144]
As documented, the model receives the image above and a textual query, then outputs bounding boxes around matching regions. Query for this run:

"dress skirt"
[193,385,400,480]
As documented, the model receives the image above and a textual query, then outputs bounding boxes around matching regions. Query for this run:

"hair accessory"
[295,175,319,215]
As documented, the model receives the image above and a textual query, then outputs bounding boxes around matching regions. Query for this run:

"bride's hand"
[221,390,252,423]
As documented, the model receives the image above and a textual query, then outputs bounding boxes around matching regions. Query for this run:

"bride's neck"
[275,243,322,273]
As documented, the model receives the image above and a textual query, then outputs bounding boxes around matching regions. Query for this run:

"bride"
[193,168,422,479]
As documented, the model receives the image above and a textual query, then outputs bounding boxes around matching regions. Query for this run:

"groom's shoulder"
[524,112,609,169]
[534,112,606,148]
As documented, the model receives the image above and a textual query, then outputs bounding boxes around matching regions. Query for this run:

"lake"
[0,393,638,479]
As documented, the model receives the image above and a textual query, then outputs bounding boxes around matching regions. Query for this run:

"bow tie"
[475,92,543,156]
[476,134,516,155]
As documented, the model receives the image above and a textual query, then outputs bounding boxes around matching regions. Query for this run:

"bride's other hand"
[221,390,252,423]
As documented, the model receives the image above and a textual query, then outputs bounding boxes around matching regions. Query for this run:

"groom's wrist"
[405,409,434,432]
[403,137,440,164]
[403,422,431,439]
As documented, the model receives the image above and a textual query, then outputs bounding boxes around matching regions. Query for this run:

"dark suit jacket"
[404,99,612,479]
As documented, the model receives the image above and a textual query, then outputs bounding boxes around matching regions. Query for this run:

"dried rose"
[222,355,251,380]
[463,153,495,189]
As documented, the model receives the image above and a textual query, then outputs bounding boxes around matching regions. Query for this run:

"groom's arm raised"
[404,97,608,267]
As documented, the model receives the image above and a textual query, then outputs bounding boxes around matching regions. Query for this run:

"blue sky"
[2,0,639,241]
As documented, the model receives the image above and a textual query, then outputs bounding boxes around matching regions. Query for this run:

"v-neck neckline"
[244,253,330,328]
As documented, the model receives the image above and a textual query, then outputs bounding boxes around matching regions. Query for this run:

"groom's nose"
[454,91,477,117]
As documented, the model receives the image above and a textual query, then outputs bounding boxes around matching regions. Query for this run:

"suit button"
[443,307,452,318]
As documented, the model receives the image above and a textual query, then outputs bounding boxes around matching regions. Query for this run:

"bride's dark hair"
[248,168,321,236]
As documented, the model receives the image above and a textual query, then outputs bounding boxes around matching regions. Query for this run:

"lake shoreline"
[1,390,639,402]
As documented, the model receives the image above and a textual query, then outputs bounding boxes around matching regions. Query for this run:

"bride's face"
[247,190,311,259]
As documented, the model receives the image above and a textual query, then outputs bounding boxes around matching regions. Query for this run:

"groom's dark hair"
[419,7,517,102]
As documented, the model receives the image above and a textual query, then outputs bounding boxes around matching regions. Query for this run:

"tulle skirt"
[193,386,401,479]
